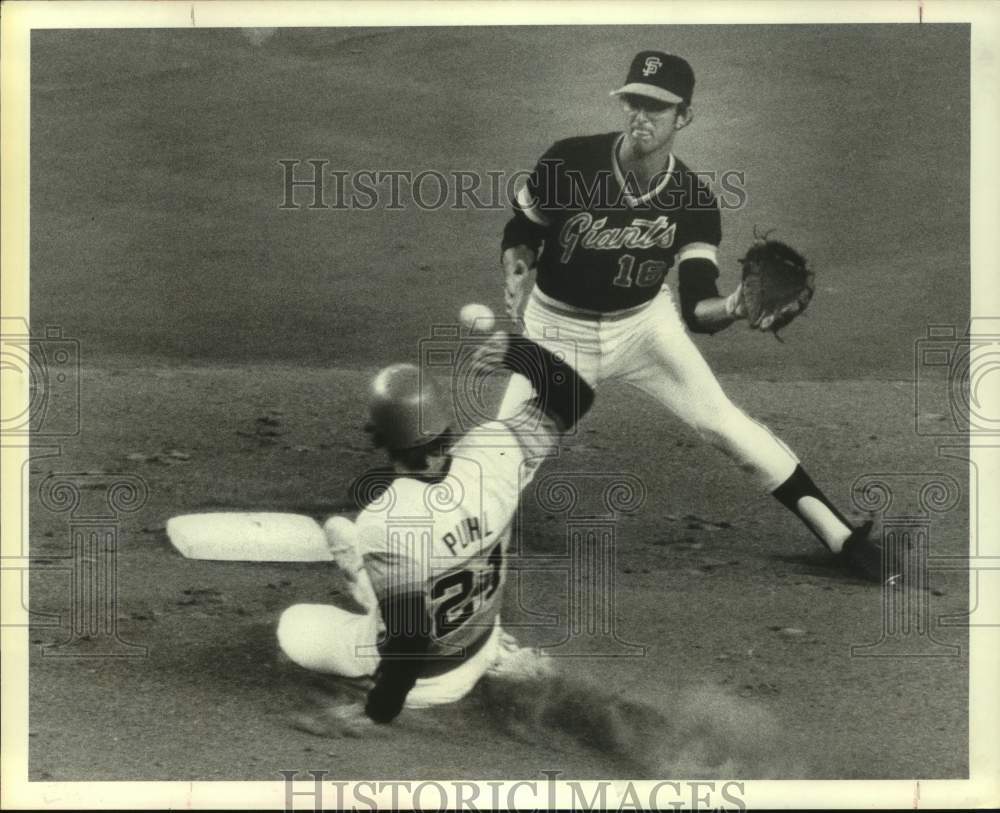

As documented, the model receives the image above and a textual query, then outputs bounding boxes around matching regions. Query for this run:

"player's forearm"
[691,294,743,333]
[678,257,742,335]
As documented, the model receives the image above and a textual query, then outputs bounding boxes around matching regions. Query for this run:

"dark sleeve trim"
[364,591,433,724]
[677,258,721,335]
[501,210,546,257]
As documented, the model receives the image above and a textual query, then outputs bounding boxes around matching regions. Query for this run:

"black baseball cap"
[610,50,695,106]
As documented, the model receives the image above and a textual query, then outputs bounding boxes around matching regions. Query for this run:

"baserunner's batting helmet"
[366,363,450,450]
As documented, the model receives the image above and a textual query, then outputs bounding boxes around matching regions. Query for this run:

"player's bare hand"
[503,286,522,322]
[322,516,363,585]
[502,246,536,320]
[290,701,390,739]
[724,284,748,321]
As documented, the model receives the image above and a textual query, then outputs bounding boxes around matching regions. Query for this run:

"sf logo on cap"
[642,56,662,76]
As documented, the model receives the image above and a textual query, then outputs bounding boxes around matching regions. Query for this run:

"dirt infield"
[26,26,970,781]
[27,367,969,780]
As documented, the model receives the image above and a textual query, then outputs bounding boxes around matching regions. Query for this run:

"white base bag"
[166,512,334,562]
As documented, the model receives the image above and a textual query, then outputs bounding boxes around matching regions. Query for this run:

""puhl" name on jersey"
[441,513,493,556]
[559,213,676,263]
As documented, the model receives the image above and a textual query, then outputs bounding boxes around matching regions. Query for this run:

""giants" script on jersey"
[559,213,677,263]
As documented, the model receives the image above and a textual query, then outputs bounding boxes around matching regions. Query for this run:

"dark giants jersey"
[514,132,722,312]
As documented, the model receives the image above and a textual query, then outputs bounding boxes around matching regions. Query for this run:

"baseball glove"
[737,237,814,338]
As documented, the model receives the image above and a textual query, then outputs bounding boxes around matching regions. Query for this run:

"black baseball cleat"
[839,520,902,586]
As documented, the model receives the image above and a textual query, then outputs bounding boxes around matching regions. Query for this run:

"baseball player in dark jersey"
[500,50,890,583]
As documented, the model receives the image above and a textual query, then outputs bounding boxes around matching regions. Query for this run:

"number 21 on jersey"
[429,542,504,637]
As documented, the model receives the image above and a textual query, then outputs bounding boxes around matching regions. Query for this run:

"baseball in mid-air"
[459,302,496,333]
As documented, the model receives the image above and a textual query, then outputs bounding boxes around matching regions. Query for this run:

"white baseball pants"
[277,517,549,708]
[499,287,799,492]
[277,601,510,708]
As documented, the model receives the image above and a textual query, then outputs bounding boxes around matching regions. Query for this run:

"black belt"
[418,627,493,678]
[532,287,655,322]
